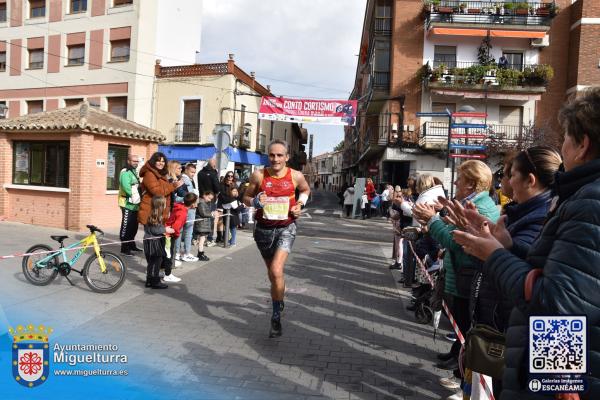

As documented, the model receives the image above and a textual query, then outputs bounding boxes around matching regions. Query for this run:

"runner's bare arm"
[293,170,311,205]
[243,170,266,207]
[290,171,311,217]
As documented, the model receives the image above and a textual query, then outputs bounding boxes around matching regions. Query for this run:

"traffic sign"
[449,154,487,159]
[212,124,232,151]
[449,144,487,151]
[450,123,487,129]
[416,112,451,117]
[451,134,487,139]
[451,112,488,118]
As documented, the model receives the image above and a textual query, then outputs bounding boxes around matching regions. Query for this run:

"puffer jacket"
[474,191,552,330]
[137,163,176,225]
[484,159,600,399]
[194,198,212,234]
[429,191,499,298]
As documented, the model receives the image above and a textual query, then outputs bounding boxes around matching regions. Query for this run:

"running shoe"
[206,241,217,247]
[269,318,282,338]
[182,254,199,262]
[163,274,181,283]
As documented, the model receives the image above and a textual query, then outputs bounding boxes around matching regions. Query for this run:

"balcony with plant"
[423,0,558,27]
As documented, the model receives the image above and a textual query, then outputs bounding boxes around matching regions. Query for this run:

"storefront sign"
[259,97,357,126]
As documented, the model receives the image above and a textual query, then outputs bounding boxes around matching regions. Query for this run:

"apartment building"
[344,0,597,187]
[0,0,201,127]
[154,55,308,177]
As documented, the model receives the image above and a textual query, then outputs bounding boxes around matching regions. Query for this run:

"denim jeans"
[229,226,237,245]
[175,208,195,255]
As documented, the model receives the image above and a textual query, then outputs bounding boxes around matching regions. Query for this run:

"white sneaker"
[158,271,165,278]
[174,260,182,268]
[206,241,216,247]
[182,254,199,262]
[440,377,460,390]
[446,391,463,400]
[175,254,182,261]
[163,274,181,283]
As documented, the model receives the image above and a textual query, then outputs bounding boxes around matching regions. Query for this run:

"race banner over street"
[259,97,358,126]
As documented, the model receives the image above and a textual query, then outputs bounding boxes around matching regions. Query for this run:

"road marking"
[303,221,325,225]
[341,223,362,228]
[299,213,312,219]
[314,209,325,214]
[333,211,343,217]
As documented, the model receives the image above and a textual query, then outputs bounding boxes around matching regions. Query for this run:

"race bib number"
[263,196,290,220]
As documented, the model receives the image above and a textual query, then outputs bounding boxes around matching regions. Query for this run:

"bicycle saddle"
[51,235,68,242]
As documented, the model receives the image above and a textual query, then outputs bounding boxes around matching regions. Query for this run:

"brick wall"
[0,134,11,218]
[536,0,573,147]
[68,133,94,230]
[575,0,600,87]
[392,0,425,136]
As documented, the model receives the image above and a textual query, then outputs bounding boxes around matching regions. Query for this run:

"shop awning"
[430,28,488,37]
[489,30,546,39]
[158,145,269,166]
[430,27,546,39]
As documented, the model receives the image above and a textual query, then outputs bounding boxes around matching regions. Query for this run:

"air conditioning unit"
[531,35,550,47]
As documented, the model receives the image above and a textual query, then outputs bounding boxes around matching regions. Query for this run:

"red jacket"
[166,203,188,238]
[366,182,376,201]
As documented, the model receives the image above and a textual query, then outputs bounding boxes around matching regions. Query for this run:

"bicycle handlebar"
[86,225,104,235]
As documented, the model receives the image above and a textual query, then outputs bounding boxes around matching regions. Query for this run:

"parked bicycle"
[22,225,126,293]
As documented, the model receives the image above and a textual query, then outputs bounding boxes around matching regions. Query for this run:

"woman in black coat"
[454,89,600,399]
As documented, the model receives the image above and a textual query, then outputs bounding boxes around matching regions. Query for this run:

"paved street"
[0,190,454,399]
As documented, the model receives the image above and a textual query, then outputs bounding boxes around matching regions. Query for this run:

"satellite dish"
[213,124,231,151]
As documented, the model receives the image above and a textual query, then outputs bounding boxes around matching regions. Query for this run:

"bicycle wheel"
[22,244,59,286]
[82,251,127,293]
[415,304,433,325]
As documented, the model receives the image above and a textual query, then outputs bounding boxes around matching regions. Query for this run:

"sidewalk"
[0,221,256,335]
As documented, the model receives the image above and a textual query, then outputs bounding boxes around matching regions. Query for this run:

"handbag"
[130,184,141,205]
[463,273,506,380]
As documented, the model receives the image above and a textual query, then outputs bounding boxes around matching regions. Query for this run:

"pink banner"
[259,97,357,126]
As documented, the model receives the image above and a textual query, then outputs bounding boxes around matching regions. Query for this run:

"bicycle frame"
[35,233,107,273]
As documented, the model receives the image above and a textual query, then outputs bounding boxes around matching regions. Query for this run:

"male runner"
[243,139,311,338]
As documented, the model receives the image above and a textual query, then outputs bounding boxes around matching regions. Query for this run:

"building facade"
[0,0,201,127]
[154,55,307,177]
[0,101,163,230]
[345,0,596,188]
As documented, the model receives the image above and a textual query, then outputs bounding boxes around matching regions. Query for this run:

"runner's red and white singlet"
[255,167,297,228]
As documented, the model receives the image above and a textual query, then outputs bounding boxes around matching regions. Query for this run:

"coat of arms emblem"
[10,324,52,388]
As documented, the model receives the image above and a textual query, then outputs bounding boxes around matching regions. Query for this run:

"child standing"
[194,191,214,261]
[144,196,174,289]
[227,187,241,246]
[164,192,198,282]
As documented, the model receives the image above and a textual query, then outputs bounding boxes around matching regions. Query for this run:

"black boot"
[150,277,168,289]
[437,351,454,361]
[216,231,223,243]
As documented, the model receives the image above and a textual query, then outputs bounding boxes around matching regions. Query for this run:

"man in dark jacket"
[197,158,220,245]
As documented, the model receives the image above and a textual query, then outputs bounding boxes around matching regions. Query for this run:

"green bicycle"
[22,225,127,293]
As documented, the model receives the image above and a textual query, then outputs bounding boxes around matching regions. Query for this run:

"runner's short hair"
[268,139,290,155]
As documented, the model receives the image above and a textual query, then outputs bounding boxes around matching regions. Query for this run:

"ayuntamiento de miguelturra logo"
[10,324,52,388]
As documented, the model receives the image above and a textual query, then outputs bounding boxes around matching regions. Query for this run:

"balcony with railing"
[233,134,251,149]
[174,123,202,142]
[419,121,541,151]
[424,1,557,29]
[420,61,553,93]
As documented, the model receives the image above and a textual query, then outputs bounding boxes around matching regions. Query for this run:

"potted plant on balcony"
[497,68,523,87]
[417,62,433,83]
[503,2,514,14]
[515,2,529,15]
[522,64,554,86]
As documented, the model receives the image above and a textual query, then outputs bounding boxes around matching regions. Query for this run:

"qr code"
[529,316,586,373]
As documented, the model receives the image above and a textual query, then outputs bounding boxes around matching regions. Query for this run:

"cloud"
[200,0,366,154]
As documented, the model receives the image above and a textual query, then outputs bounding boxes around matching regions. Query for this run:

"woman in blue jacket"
[454,89,600,399]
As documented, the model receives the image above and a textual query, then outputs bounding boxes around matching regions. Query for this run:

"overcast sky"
[199,0,367,156]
